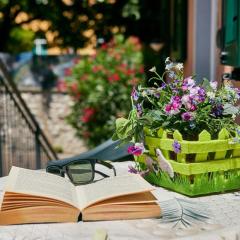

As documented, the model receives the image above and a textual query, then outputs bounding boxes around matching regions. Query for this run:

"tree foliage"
[0,0,175,54]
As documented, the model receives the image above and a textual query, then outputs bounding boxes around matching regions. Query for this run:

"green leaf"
[201,78,211,91]
[111,132,119,141]
[115,118,133,139]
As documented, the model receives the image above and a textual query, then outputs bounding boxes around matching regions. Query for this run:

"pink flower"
[165,96,182,115]
[165,104,180,115]
[165,104,172,112]
[64,68,72,76]
[189,86,200,95]
[127,143,145,156]
[190,105,197,111]
[172,101,180,110]
[57,80,67,92]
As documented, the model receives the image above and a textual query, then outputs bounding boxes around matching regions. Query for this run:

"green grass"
[145,169,240,197]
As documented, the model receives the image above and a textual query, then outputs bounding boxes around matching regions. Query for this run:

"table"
[0,161,240,240]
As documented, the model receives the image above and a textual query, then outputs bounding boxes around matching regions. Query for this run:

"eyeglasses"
[46,158,116,185]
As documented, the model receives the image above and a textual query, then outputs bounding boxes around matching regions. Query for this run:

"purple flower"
[128,165,149,176]
[181,112,194,121]
[128,165,138,174]
[165,103,180,115]
[165,96,182,115]
[136,103,143,116]
[127,143,145,156]
[172,96,181,103]
[172,140,181,153]
[197,88,206,102]
[182,77,195,91]
[131,87,139,101]
[211,104,224,117]
[161,83,167,89]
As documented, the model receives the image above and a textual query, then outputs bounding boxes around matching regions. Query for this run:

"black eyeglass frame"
[46,158,116,185]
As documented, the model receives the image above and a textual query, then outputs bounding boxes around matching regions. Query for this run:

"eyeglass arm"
[96,160,116,176]
[94,170,110,178]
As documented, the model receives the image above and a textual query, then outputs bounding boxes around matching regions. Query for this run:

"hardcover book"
[0,166,161,225]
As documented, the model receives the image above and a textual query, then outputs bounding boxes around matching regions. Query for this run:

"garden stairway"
[0,58,57,177]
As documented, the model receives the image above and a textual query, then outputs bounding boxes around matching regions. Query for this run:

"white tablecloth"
[0,161,240,240]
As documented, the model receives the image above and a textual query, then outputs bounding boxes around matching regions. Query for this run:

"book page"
[76,174,155,210]
[4,166,79,208]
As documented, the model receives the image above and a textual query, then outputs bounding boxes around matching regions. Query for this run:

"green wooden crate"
[136,128,240,196]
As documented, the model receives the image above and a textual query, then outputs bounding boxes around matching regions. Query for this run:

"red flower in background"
[92,65,103,73]
[108,73,120,83]
[64,68,72,76]
[101,43,108,50]
[120,63,127,68]
[126,68,135,76]
[70,82,81,100]
[70,82,78,92]
[113,53,121,61]
[81,74,88,81]
[139,65,145,74]
[81,107,96,123]
[73,58,80,64]
[129,77,139,86]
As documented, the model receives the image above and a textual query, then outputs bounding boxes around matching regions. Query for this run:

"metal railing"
[0,58,58,176]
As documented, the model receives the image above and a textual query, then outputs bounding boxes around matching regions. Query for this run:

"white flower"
[168,71,176,78]
[189,86,200,95]
[165,57,171,65]
[181,94,190,105]
[165,63,174,71]
[207,91,215,99]
[149,66,156,72]
[167,109,180,115]
[210,81,218,91]
[142,90,147,97]
[175,63,183,70]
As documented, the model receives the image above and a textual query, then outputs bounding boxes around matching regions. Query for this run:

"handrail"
[0,57,58,175]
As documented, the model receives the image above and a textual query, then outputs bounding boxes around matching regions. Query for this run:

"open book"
[0,166,161,225]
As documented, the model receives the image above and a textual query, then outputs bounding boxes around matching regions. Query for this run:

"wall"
[20,87,87,158]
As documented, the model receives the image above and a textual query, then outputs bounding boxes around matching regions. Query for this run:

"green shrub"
[65,35,145,147]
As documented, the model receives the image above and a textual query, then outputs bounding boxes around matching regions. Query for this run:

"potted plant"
[113,58,240,196]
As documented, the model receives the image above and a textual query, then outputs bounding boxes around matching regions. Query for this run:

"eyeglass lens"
[66,160,94,184]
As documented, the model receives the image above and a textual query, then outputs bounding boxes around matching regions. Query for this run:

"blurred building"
[184,0,240,84]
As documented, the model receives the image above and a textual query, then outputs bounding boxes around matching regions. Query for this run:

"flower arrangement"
[114,58,240,196]
[65,35,144,147]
